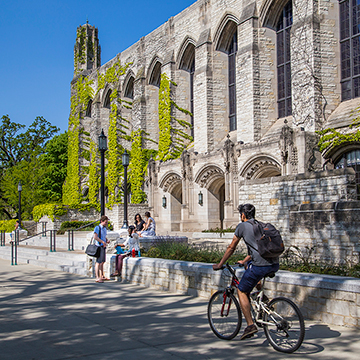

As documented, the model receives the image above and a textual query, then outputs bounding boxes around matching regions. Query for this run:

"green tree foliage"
[0,115,59,170]
[39,132,68,202]
[1,158,47,220]
[0,115,60,219]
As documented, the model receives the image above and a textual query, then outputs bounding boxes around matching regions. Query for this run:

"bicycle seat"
[266,271,276,278]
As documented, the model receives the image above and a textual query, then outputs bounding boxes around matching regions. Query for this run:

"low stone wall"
[238,168,359,263]
[116,257,360,328]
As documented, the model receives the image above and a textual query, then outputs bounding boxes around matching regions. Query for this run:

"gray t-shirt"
[234,219,279,266]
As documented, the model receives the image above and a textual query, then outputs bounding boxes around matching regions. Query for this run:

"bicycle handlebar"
[213,262,244,271]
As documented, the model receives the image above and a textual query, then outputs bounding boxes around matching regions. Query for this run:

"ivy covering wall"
[157,73,193,161]
[62,37,193,215]
[318,115,360,153]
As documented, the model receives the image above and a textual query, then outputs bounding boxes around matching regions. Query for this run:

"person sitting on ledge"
[139,211,156,237]
[134,213,145,232]
[111,225,140,278]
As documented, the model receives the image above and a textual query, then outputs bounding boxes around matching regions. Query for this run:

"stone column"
[236,4,261,144]
[194,29,214,153]
[291,0,322,132]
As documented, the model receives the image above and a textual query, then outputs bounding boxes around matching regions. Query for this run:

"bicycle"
[208,263,305,353]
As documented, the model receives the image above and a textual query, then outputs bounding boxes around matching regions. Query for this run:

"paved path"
[0,258,359,360]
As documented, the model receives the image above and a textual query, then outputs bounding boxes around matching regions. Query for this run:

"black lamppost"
[18,181,22,227]
[122,149,130,229]
[98,129,107,217]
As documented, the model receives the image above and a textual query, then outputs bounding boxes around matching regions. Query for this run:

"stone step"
[0,245,88,276]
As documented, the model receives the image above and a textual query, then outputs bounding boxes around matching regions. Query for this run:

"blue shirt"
[94,224,107,247]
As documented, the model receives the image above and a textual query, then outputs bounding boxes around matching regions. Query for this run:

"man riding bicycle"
[213,203,280,340]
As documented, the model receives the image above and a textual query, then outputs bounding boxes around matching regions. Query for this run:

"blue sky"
[0,0,195,134]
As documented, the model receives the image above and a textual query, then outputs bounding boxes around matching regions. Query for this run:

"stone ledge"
[111,257,360,328]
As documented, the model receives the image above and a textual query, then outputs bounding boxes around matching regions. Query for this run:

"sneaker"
[240,324,258,340]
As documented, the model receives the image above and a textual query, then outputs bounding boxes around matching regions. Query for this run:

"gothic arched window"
[124,76,134,99]
[228,31,237,132]
[335,148,360,199]
[149,62,161,87]
[85,100,92,117]
[190,58,195,137]
[340,0,360,101]
[104,89,111,108]
[277,0,293,118]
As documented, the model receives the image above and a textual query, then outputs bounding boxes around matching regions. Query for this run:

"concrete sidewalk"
[0,258,359,360]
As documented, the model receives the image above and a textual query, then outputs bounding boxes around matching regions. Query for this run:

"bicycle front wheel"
[263,297,305,353]
[207,289,242,340]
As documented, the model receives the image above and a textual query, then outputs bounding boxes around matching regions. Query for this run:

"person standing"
[94,215,110,283]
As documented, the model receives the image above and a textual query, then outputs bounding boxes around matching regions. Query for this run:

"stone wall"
[115,257,360,328]
[290,201,360,263]
[238,168,358,262]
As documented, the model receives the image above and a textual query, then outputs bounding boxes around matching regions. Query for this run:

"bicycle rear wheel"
[207,289,242,340]
[263,297,305,353]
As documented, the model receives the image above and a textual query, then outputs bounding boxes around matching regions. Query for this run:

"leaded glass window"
[340,0,360,101]
[229,31,237,132]
[277,1,293,118]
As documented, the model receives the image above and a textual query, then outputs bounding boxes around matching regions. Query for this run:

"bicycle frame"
[222,263,276,327]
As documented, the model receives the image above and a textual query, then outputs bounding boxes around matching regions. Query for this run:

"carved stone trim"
[195,165,225,188]
[159,172,182,193]
[240,156,281,180]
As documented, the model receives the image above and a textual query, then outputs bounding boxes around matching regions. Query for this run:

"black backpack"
[246,219,285,259]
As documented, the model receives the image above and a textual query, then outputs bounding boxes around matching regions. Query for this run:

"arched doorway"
[159,172,183,232]
[195,165,225,230]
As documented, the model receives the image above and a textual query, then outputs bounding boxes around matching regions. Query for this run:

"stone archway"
[195,165,225,229]
[240,155,281,180]
[159,172,183,232]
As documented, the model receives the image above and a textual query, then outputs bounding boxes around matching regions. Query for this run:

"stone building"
[69,0,360,262]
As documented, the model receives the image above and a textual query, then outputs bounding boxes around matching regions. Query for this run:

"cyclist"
[213,203,280,340]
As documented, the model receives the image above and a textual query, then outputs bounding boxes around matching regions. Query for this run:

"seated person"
[139,211,156,237]
[111,225,140,277]
[134,213,145,232]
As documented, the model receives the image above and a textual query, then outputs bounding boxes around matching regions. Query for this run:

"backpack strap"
[243,219,261,254]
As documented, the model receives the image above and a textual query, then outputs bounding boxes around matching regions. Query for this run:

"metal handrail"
[9,220,101,264]
[67,220,100,251]
[11,229,57,265]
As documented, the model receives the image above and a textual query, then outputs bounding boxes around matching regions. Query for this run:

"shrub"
[143,241,246,264]
[0,219,18,233]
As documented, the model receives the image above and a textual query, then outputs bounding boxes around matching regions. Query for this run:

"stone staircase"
[0,233,90,276]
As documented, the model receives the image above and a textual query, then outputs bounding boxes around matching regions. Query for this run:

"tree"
[0,115,59,170]
[0,115,60,219]
[39,132,68,202]
[1,158,47,220]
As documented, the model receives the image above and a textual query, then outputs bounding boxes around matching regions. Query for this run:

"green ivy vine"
[88,140,100,206]
[317,115,360,153]
[157,73,193,161]
[62,75,94,206]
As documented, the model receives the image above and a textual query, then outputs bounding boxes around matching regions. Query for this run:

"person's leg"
[99,262,104,279]
[118,254,127,275]
[237,289,254,325]
[95,261,103,282]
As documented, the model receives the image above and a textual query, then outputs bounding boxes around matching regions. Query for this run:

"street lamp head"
[122,149,130,167]
[18,181,22,192]
[98,129,108,152]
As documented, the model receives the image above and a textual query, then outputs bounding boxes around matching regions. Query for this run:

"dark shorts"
[96,246,106,264]
[238,262,279,294]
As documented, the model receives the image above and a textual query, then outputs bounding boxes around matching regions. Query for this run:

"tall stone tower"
[74,22,101,75]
